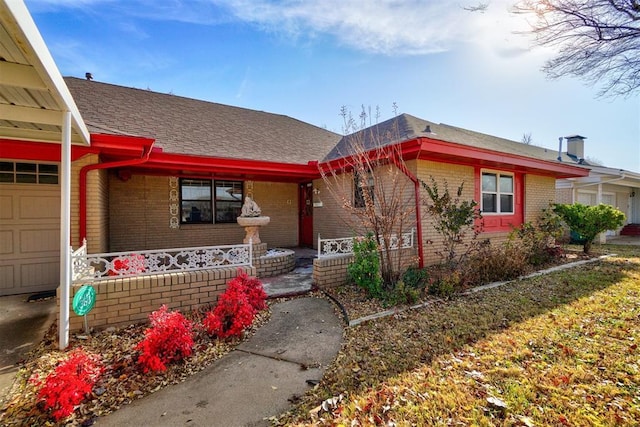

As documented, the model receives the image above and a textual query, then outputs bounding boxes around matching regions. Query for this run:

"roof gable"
[324,113,582,165]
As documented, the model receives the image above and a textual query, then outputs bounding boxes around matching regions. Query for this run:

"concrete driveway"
[0,294,57,400]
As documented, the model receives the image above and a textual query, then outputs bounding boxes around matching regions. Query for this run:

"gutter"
[79,141,155,245]
[388,154,425,269]
[572,174,627,189]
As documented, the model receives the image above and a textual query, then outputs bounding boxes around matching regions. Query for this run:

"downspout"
[79,142,155,245]
[389,154,425,268]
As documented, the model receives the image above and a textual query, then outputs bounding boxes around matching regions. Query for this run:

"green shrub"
[386,280,421,306]
[427,269,462,299]
[402,266,428,289]
[553,203,625,253]
[347,233,383,298]
[420,177,483,267]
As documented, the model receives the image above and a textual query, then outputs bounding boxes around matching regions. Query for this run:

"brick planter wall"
[255,250,296,278]
[62,266,255,332]
[313,254,353,289]
[251,243,296,278]
[313,248,419,289]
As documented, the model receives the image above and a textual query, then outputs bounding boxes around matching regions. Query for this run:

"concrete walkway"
[0,294,56,400]
[96,297,343,427]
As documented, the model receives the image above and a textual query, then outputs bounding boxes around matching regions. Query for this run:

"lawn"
[1,244,637,426]
[276,245,640,426]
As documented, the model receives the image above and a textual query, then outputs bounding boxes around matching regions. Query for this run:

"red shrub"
[31,348,103,421]
[136,305,194,373]
[226,271,267,311]
[203,287,256,338]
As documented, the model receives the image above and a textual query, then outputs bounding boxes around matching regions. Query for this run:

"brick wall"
[524,174,556,223]
[415,159,477,265]
[63,266,255,331]
[313,255,352,288]
[555,188,573,205]
[108,175,297,252]
[312,164,417,247]
[71,154,109,252]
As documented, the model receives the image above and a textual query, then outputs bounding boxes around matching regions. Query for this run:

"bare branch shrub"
[319,105,418,290]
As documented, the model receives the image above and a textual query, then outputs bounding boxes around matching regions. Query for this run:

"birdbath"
[237,196,270,244]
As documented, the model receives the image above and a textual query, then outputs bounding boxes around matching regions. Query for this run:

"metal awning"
[1,0,91,350]
[0,1,89,146]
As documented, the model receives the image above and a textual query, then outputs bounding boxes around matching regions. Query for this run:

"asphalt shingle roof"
[65,78,588,170]
[64,77,341,164]
[324,113,587,167]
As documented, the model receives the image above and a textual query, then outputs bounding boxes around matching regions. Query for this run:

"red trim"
[475,168,524,232]
[78,137,155,244]
[414,137,588,179]
[0,138,92,161]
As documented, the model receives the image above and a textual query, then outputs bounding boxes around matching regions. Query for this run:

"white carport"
[1,1,90,349]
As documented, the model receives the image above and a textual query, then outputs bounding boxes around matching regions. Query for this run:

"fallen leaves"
[0,304,271,426]
[278,251,640,426]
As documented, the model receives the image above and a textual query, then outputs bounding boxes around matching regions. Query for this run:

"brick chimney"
[565,135,586,160]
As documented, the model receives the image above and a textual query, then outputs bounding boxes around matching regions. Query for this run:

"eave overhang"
[319,137,590,179]
[0,1,90,146]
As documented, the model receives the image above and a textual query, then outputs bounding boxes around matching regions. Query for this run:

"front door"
[299,182,313,247]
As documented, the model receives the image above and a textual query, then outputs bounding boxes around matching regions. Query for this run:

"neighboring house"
[555,135,640,240]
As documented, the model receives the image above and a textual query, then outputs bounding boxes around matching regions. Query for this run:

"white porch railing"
[71,240,253,282]
[318,228,415,258]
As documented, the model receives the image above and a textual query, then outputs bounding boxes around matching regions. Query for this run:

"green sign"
[73,285,96,316]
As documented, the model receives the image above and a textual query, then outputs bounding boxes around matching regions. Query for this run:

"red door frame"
[299,182,314,247]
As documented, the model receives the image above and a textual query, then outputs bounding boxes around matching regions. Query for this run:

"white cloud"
[27,0,542,59]
[214,0,537,58]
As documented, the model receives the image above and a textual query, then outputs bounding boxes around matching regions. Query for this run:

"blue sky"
[25,0,640,172]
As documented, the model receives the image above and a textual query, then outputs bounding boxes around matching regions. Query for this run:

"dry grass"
[277,246,640,426]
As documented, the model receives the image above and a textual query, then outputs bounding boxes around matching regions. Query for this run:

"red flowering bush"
[31,348,103,421]
[136,305,194,373]
[227,271,267,311]
[203,273,266,338]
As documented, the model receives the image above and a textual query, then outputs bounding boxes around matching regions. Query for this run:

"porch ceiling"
[0,1,89,146]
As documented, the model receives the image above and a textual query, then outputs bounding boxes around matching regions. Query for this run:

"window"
[214,180,243,223]
[354,171,374,208]
[481,172,513,214]
[179,178,243,224]
[0,162,59,184]
[180,179,213,224]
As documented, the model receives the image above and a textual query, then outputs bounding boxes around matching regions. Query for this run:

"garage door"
[0,162,60,296]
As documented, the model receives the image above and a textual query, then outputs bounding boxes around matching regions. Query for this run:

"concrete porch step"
[621,224,640,236]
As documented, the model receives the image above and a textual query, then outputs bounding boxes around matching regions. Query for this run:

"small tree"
[320,105,417,291]
[553,203,625,253]
[421,177,483,267]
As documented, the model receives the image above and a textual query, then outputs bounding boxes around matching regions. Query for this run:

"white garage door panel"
[0,230,13,254]
[20,228,59,253]
[0,265,15,291]
[0,195,12,219]
[20,259,59,287]
[19,195,59,220]
[0,181,60,296]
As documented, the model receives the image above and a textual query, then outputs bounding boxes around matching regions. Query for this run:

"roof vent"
[424,125,432,133]
[85,72,93,81]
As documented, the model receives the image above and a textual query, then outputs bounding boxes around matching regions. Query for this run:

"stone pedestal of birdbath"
[237,216,270,244]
